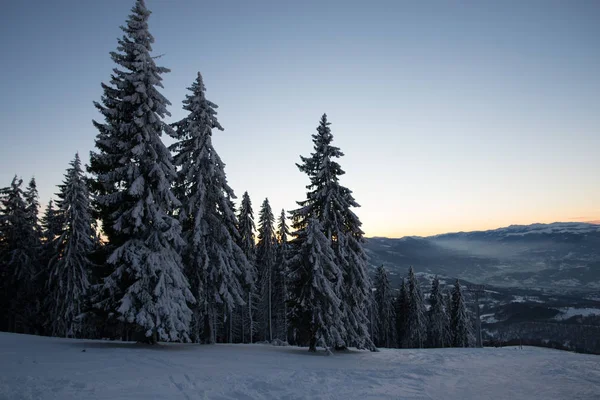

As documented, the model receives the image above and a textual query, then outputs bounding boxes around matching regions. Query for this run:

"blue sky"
[1,0,598,237]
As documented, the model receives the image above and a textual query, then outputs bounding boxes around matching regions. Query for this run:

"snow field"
[1,332,599,400]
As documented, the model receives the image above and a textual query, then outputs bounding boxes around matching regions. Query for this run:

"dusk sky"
[1,0,598,238]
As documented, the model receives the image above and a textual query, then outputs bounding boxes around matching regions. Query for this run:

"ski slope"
[1,332,599,400]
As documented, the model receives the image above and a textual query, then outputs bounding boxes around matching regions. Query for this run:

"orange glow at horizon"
[362,214,600,238]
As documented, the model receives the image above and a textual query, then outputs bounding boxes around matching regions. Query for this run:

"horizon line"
[367,220,600,240]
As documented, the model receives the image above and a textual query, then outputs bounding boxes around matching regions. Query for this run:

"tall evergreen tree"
[169,72,247,344]
[395,278,409,347]
[89,0,194,343]
[238,192,256,262]
[443,289,453,346]
[290,114,373,350]
[235,191,257,343]
[404,267,427,348]
[40,200,57,267]
[274,209,290,342]
[276,210,290,246]
[47,154,95,337]
[368,287,378,346]
[24,177,44,331]
[0,176,39,332]
[374,266,396,348]
[256,198,277,342]
[39,199,63,334]
[450,279,471,348]
[288,217,344,352]
[428,277,450,348]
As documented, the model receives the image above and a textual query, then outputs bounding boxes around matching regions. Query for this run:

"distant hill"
[365,222,600,291]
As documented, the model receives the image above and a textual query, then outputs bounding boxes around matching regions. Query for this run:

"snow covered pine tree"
[290,114,374,350]
[0,176,41,333]
[451,279,471,347]
[404,266,427,348]
[256,198,278,342]
[235,191,258,343]
[47,154,95,338]
[395,278,409,347]
[428,276,450,348]
[24,178,42,246]
[288,217,344,352]
[374,265,397,348]
[41,200,62,244]
[273,209,291,342]
[89,0,194,343]
[23,177,43,331]
[169,72,247,344]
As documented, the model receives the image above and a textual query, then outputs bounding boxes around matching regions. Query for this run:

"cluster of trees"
[371,266,474,348]
[0,0,481,353]
[0,0,374,352]
[0,157,96,337]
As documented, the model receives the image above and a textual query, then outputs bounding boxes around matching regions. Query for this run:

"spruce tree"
[450,279,471,347]
[24,177,44,331]
[395,278,409,347]
[169,72,247,343]
[290,114,373,350]
[236,191,257,343]
[238,192,256,262]
[40,199,65,274]
[404,267,427,348]
[443,289,454,346]
[256,198,277,342]
[47,154,95,337]
[0,176,39,332]
[428,277,450,348]
[39,199,63,334]
[374,266,396,348]
[274,209,290,342]
[368,287,378,346]
[89,0,194,343]
[288,217,343,352]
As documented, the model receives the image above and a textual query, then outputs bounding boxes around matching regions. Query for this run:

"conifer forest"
[0,0,476,351]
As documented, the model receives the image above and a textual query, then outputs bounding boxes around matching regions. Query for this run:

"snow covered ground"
[1,333,599,400]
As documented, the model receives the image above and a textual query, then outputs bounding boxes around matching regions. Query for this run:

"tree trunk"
[309,336,317,352]
[203,308,213,344]
[268,270,272,342]
[283,277,288,343]
[241,306,245,344]
[248,292,253,344]
[229,310,233,344]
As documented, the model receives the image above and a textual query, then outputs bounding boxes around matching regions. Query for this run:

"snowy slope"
[1,333,599,400]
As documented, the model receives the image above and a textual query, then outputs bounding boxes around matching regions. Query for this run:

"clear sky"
[1,0,598,238]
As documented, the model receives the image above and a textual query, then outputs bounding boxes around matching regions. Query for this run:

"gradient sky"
[1,0,599,238]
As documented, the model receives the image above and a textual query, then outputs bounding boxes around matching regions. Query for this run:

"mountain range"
[364,222,600,353]
[365,222,600,292]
